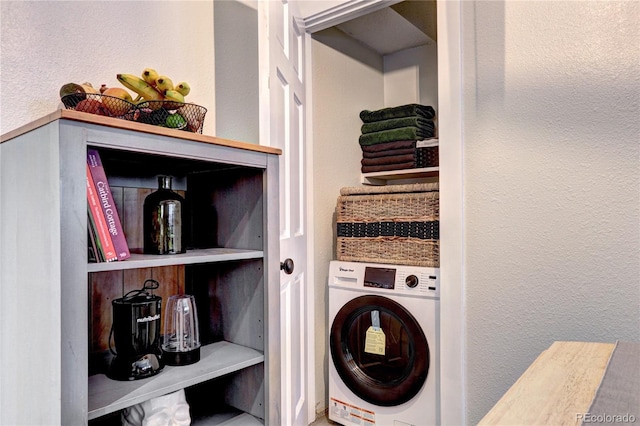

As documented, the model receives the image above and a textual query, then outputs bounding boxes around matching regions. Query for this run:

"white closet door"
[259,1,309,425]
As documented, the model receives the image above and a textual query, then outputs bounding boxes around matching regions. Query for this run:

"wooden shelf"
[0,109,282,156]
[361,166,439,185]
[88,341,264,420]
[193,411,264,426]
[87,248,264,272]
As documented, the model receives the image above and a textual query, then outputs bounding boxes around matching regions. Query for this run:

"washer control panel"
[330,261,439,298]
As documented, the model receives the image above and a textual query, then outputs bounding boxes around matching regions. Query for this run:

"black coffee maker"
[108,279,164,381]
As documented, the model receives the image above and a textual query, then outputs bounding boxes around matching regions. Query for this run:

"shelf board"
[88,341,264,420]
[1,109,282,156]
[88,248,264,272]
[193,411,264,426]
[361,166,439,185]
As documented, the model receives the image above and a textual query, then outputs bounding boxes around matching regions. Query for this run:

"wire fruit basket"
[61,94,207,133]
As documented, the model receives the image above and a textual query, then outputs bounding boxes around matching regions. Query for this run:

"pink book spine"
[87,165,118,262]
[87,149,131,261]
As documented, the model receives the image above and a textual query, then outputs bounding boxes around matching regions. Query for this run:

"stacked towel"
[360,104,436,122]
[360,140,439,173]
[359,126,433,146]
[361,116,435,134]
[358,104,437,173]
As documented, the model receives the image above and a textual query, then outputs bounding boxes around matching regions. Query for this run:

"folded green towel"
[359,127,434,146]
[360,104,436,123]
[361,116,434,134]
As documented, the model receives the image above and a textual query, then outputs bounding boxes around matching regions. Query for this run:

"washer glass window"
[330,295,430,406]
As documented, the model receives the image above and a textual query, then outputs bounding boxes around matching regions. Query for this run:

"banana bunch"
[117,68,191,110]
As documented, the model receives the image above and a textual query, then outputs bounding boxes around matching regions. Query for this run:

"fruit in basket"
[103,87,133,102]
[163,90,185,109]
[166,113,187,129]
[80,82,99,94]
[76,98,110,116]
[117,73,164,109]
[164,90,184,102]
[102,87,134,116]
[59,83,86,107]
[60,83,85,98]
[186,109,205,133]
[142,68,159,85]
[150,108,170,125]
[175,82,191,97]
[104,100,133,116]
[117,74,163,101]
[155,76,174,91]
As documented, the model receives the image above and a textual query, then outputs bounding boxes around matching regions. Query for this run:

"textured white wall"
[463,1,640,423]
[0,1,215,136]
[384,43,438,126]
[214,0,259,144]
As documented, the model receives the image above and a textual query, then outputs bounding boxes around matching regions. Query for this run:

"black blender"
[108,279,164,381]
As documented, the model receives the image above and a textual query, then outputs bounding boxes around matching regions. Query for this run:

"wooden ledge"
[1,110,282,156]
[478,341,616,426]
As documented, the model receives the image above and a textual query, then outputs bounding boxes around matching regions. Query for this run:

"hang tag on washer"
[371,310,381,331]
[364,310,385,355]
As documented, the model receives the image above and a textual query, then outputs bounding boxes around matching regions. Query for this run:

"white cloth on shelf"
[121,389,191,426]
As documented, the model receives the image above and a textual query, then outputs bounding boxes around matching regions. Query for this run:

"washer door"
[330,295,430,406]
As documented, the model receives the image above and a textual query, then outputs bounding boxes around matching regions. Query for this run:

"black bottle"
[144,176,185,254]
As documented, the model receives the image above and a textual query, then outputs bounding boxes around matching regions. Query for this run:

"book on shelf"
[87,210,102,263]
[87,149,131,261]
[87,164,118,262]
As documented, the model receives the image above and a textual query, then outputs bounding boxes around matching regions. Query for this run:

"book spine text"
[87,164,118,262]
[87,149,131,260]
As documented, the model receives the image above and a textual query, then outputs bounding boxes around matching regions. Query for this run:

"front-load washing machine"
[328,260,440,426]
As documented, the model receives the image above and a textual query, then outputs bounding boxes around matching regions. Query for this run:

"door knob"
[280,258,294,274]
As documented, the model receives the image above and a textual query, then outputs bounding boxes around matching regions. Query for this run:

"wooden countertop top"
[0,109,282,156]
[478,341,616,426]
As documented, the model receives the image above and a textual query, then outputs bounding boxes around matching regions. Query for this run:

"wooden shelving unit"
[0,111,282,425]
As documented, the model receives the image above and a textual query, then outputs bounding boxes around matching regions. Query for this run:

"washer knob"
[405,274,419,288]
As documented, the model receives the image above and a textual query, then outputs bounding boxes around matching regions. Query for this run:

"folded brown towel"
[361,161,416,173]
[361,154,416,166]
[362,148,415,158]
[361,140,416,152]
[361,116,434,134]
[360,104,436,123]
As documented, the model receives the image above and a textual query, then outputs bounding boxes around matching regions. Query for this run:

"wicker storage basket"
[336,183,439,267]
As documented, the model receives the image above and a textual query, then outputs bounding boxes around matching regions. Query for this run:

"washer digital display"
[363,267,396,289]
